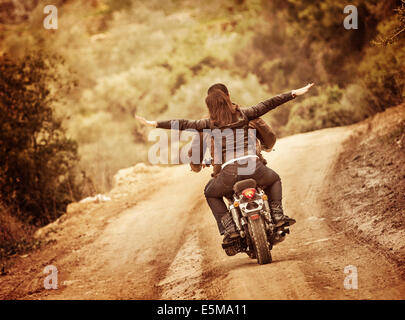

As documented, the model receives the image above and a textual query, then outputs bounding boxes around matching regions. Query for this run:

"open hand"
[292,83,315,96]
[135,115,157,128]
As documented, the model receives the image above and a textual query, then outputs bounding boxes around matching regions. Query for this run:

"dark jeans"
[204,159,282,234]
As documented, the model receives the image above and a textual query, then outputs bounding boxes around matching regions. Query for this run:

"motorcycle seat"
[233,178,257,193]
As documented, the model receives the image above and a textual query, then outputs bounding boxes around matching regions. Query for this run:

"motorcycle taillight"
[242,188,256,199]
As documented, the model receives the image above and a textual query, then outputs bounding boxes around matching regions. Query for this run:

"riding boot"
[221,212,239,244]
[269,200,296,227]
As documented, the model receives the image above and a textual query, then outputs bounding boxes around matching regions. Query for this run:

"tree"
[0,53,82,226]
[373,0,405,46]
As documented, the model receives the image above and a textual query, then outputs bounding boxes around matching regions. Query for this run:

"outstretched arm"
[135,115,210,132]
[243,83,314,120]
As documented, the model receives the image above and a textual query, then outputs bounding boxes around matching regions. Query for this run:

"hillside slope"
[325,104,405,265]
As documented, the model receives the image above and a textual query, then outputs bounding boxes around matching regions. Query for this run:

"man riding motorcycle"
[187,84,291,240]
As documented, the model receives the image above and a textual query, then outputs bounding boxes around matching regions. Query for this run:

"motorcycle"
[202,159,291,265]
[223,178,290,265]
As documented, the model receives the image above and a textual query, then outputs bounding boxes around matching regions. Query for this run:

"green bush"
[0,54,82,226]
[283,86,355,135]
[359,41,405,112]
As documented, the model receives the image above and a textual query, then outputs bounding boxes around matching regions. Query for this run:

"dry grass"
[0,204,40,262]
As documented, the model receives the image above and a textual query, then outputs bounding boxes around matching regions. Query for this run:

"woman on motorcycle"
[136,83,314,244]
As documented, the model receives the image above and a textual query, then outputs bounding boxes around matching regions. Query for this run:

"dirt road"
[1,125,404,299]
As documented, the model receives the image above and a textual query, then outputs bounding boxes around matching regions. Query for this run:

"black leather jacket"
[157,92,295,165]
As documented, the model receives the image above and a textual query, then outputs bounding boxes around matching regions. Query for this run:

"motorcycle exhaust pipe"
[272,230,286,244]
[278,230,286,237]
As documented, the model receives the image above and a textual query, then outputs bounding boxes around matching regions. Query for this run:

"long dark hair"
[205,89,235,126]
[207,83,229,96]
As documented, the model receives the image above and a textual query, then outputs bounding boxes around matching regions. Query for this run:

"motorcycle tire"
[248,216,272,265]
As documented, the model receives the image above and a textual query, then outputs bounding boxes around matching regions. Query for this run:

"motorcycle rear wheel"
[248,216,272,264]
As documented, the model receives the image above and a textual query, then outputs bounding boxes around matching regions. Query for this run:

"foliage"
[373,0,405,46]
[0,0,404,193]
[359,42,405,112]
[0,53,82,226]
[283,86,353,134]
